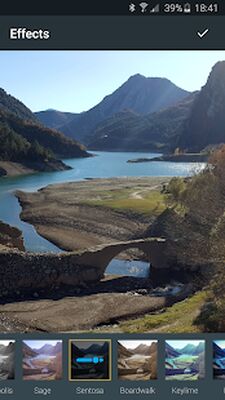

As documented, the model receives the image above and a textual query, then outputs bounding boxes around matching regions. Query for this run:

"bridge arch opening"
[105,248,150,278]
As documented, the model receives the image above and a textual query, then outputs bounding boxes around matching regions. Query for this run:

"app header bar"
[0,16,224,50]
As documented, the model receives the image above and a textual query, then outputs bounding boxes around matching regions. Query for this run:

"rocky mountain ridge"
[178,61,225,151]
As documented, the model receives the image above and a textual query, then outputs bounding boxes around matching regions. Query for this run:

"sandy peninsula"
[16,177,170,251]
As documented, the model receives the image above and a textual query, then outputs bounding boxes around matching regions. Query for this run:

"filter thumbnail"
[165,340,205,381]
[118,340,158,381]
[69,340,111,381]
[23,340,62,381]
[213,340,225,379]
[0,341,15,380]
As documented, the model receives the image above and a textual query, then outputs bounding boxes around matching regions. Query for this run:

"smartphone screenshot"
[0,1,224,398]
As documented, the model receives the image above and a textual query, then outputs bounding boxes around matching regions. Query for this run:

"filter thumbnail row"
[0,339,224,381]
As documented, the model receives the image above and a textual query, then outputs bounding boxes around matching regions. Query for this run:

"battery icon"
[183,3,191,13]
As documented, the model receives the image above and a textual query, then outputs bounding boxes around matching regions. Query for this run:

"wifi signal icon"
[139,2,149,12]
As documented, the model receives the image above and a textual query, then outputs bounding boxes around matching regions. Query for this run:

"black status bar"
[1,0,225,15]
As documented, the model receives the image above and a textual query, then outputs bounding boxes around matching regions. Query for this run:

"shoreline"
[0,221,25,251]
[0,159,71,178]
[0,161,36,178]
[127,153,209,164]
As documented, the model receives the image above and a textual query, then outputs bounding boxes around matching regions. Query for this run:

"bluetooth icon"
[129,3,136,12]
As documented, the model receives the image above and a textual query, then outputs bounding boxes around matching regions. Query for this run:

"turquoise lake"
[0,151,206,254]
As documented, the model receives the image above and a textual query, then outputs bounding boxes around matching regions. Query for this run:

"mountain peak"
[128,73,146,81]
[126,74,171,86]
[206,60,225,91]
[210,60,225,75]
[127,73,170,82]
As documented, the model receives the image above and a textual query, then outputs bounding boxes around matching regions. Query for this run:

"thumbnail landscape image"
[70,340,111,381]
[165,340,205,381]
[213,340,225,379]
[0,341,15,380]
[0,50,225,333]
[23,340,62,381]
[118,340,157,381]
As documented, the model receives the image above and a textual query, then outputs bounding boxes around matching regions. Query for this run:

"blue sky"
[1,51,225,112]
[167,340,205,349]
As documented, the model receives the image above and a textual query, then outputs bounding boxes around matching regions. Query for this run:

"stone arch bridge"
[0,237,171,298]
[77,237,169,276]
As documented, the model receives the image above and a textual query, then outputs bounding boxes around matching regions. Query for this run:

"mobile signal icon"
[150,4,160,13]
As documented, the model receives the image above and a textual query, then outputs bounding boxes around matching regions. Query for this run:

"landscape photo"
[0,51,225,333]
[118,340,157,381]
[70,340,111,381]
[165,340,205,380]
[0,341,15,380]
[213,340,225,379]
[22,340,62,380]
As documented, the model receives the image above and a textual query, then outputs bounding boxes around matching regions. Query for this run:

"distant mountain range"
[132,343,151,355]
[35,343,54,355]
[23,341,62,357]
[35,109,78,130]
[36,74,190,146]
[178,342,205,356]
[0,88,90,176]
[178,343,196,355]
[36,61,225,153]
[72,341,109,357]
[35,342,62,356]
[166,342,205,358]
[118,341,157,358]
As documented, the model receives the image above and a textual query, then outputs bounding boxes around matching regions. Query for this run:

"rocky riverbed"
[0,275,193,333]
